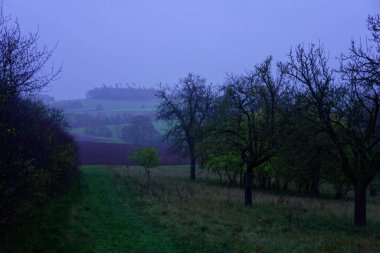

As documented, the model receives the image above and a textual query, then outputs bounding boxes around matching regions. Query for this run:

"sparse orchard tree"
[281,25,380,225]
[219,57,284,206]
[130,147,160,187]
[156,73,215,180]
[277,103,341,198]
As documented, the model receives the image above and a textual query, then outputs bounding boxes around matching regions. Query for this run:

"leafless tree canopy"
[220,57,284,206]
[279,15,380,225]
[156,73,215,180]
[0,10,59,100]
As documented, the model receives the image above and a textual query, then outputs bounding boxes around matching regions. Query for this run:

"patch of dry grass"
[118,166,380,253]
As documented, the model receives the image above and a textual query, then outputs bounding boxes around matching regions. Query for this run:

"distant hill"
[86,85,156,101]
[47,98,168,145]
[45,84,167,144]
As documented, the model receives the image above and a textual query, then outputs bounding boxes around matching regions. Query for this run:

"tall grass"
[119,166,380,253]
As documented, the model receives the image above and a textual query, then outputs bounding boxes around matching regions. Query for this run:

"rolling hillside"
[48,98,168,143]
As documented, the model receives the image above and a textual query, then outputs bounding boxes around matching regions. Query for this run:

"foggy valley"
[1,1,380,252]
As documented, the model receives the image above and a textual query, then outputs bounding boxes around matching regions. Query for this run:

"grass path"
[5,166,380,252]
[3,166,178,253]
[68,166,177,253]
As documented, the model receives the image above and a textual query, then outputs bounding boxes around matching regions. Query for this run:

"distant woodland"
[86,84,156,101]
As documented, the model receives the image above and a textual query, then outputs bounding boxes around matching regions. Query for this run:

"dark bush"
[121,115,161,145]
[0,98,78,224]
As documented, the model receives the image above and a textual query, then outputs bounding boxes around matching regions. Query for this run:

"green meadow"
[61,99,159,115]
[4,166,380,253]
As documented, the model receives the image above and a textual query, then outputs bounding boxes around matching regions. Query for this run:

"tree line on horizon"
[156,15,380,227]
[86,84,156,101]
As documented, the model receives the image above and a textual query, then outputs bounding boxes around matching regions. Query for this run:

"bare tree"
[156,73,214,180]
[0,9,59,102]
[220,57,284,206]
[368,14,380,47]
[282,34,380,226]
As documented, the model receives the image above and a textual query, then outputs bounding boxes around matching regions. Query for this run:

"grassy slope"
[6,166,380,253]
[3,166,177,253]
[120,166,380,253]
[61,99,159,115]
[72,166,176,253]
[54,99,169,141]
[71,125,128,143]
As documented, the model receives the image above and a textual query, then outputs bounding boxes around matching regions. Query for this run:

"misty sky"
[5,0,379,99]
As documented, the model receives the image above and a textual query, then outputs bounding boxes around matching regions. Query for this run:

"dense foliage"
[0,99,77,222]
[121,115,161,145]
[130,147,160,186]
[0,11,77,228]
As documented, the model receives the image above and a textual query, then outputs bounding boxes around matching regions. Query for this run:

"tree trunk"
[309,167,320,198]
[239,171,244,188]
[282,180,288,191]
[335,184,344,199]
[369,185,378,197]
[190,156,196,181]
[245,163,253,207]
[354,182,368,226]
[310,174,320,199]
[147,172,150,189]
[274,179,280,192]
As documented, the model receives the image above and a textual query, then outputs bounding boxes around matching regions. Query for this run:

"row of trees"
[120,115,162,145]
[156,15,380,226]
[0,9,77,229]
[86,84,156,101]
